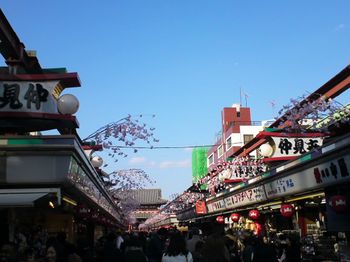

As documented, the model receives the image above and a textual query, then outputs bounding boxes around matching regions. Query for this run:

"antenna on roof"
[243,91,249,107]
[239,86,242,106]
[269,100,276,117]
[240,87,249,107]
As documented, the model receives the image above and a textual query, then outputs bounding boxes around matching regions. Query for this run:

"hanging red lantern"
[230,213,240,222]
[216,215,225,224]
[248,209,260,220]
[280,204,294,218]
[329,195,347,213]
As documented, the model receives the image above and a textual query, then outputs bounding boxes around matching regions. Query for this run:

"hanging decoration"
[230,213,240,222]
[329,195,347,213]
[193,157,267,195]
[248,209,260,220]
[82,114,159,164]
[162,192,206,214]
[192,148,209,183]
[254,222,262,235]
[195,200,207,215]
[280,204,294,218]
[276,93,350,133]
[216,215,225,224]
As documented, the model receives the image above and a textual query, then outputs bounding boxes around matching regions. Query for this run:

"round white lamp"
[259,143,274,157]
[218,172,225,182]
[57,94,80,115]
[91,156,103,168]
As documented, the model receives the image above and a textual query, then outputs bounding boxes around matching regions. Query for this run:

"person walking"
[200,235,229,262]
[162,233,193,262]
[186,229,201,255]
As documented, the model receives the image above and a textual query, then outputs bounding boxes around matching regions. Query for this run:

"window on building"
[208,153,214,166]
[243,134,254,144]
[226,136,232,149]
[217,145,223,157]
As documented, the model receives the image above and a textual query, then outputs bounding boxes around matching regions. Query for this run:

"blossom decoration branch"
[104,168,155,217]
[82,114,159,164]
[276,93,350,133]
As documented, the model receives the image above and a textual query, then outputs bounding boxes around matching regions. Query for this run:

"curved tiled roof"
[130,189,168,205]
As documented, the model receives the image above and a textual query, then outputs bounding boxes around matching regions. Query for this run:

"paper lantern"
[230,213,240,222]
[248,209,260,220]
[280,204,294,218]
[216,216,224,224]
[329,195,347,213]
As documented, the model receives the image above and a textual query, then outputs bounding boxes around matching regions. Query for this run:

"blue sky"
[1,1,350,199]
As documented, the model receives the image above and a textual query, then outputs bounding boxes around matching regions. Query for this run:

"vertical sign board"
[195,200,207,215]
[0,81,60,114]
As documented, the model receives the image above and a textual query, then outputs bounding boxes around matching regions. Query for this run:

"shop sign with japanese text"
[264,153,350,199]
[0,81,60,114]
[207,199,226,213]
[271,136,324,158]
[224,185,266,209]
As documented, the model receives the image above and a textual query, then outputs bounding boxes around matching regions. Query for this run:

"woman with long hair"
[162,233,193,262]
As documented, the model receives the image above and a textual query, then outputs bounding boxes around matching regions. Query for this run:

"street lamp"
[91,156,103,168]
[259,143,274,157]
[57,94,79,115]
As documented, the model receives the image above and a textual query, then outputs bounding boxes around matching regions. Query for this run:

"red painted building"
[207,104,267,169]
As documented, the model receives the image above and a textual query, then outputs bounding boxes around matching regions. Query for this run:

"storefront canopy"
[0,188,60,207]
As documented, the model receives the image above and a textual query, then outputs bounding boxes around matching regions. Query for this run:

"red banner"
[195,200,207,214]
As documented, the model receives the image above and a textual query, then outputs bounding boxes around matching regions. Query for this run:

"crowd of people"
[0,227,301,262]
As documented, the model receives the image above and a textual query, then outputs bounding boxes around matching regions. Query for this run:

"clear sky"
[1,1,350,199]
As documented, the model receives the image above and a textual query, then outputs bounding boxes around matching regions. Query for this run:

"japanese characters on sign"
[313,157,350,185]
[206,199,225,213]
[205,153,350,214]
[265,154,350,199]
[264,177,296,198]
[271,136,324,158]
[224,185,266,210]
[0,81,59,114]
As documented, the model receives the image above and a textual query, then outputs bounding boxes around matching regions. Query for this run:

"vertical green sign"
[192,147,209,183]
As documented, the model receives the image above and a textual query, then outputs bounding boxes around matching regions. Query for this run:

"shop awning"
[0,188,61,207]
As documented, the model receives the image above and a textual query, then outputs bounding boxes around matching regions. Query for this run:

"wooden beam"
[0,9,42,73]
